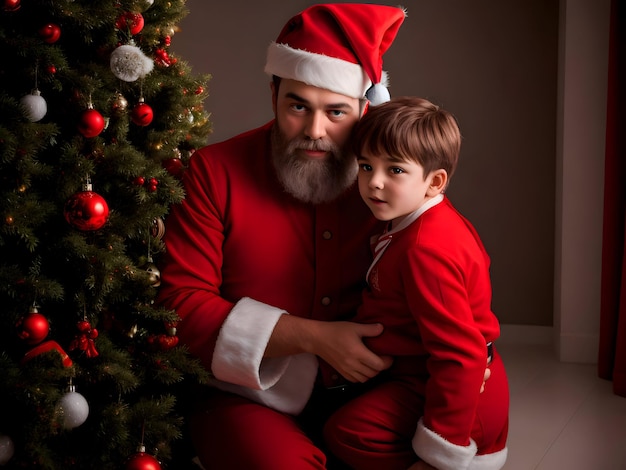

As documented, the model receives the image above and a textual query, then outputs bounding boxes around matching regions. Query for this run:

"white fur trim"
[210,297,318,415]
[212,297,287,389]
[208,352,318,415]
[469,448,508,470]
[365,83,390,106]
[265,42,371,99]
[413,418,477,470]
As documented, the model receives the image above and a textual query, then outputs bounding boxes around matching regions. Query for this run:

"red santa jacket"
[157,121,381,413]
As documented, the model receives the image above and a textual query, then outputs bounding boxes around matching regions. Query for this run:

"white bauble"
[56,389,89,429]
[0,434,15,466]
[20,89,47,122]
[110,44,154,82]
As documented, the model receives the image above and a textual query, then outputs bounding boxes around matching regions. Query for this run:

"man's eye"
[291,104,306,112]
[329,110,345,117]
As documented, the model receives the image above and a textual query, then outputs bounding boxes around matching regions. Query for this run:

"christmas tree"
[0,0,211,468]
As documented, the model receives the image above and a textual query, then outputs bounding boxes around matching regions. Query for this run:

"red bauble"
[162,158,184,179]
[116,12,145,36]
[38,23,61,44]
[125,452,161,470]
[78,109,106,138]
[64,191,110,231]
[17,309,50,345]
[3,0,20,11]
[131,102,153,126]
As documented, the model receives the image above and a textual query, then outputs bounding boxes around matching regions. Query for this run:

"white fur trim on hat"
[413,418,477,470]
[265,42,371,99]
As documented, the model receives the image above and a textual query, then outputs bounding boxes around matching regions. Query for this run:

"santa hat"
[264,3,406,105]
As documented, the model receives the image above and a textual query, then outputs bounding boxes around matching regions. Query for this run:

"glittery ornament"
[20,89,47,122]
[110,43,154,82]
[56,384,89,429]
[0,434,15,466]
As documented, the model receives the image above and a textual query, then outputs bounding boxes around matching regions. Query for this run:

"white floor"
[497,341,626,470]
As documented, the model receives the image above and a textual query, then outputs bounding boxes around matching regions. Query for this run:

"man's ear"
[427,169,448,196]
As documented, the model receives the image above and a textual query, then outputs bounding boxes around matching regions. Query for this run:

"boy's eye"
[359,163,372,171]
[390,167,404,174]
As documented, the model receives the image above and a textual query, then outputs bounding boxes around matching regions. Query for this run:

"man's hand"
[266,316,392,383]
[312,321,393,382]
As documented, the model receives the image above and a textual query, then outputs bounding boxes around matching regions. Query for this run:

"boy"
[324,97,509,470]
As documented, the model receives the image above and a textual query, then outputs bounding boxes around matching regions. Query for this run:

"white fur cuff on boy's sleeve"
[413,418,477,470]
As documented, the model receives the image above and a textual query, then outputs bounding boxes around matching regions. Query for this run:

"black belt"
[487,341,494,364]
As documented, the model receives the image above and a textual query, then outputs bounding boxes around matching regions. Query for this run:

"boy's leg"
[323,378,424,470]
[473,351,510,455]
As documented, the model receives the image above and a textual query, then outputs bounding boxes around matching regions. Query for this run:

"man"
[158,4,408,468]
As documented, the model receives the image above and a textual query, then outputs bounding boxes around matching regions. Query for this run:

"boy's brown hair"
[352,97,461,180]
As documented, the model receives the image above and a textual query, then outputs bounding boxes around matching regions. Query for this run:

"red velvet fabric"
[598,0,626,397]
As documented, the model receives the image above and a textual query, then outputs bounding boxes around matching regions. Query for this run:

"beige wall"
[171,0,610,362]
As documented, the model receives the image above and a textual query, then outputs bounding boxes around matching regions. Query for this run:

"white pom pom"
[110,44,154,82]
[365,83,391,106]
[20,89,47,122]
[0,434,15,466]
[56,389,89,429]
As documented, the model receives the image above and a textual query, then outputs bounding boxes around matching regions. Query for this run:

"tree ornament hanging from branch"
[38,23,61,44]
[110,43,154,82]
[69,320,99,358]
[125,445,161,470]
[78,105,106,138]
[116,12,145,36]
[20,88,47,122]
[3,0,20,12]
[64,179,110,231]
[56,382,89,430]
[16,305,49,345]
[131,98,153,126]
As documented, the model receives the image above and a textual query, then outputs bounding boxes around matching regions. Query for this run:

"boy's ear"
[427,169,448,196]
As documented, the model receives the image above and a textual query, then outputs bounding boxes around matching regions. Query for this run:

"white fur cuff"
[211,297,287,389]
[413,418,477,470]
[208,352,318,415]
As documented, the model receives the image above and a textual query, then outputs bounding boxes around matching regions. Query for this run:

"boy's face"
[357,151,445,227]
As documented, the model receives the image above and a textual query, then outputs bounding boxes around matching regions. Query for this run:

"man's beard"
[271,125,358,204]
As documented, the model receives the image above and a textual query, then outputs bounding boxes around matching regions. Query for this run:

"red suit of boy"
[325,195,509,470]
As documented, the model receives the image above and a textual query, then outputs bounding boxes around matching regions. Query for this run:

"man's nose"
[304,111,327,140]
